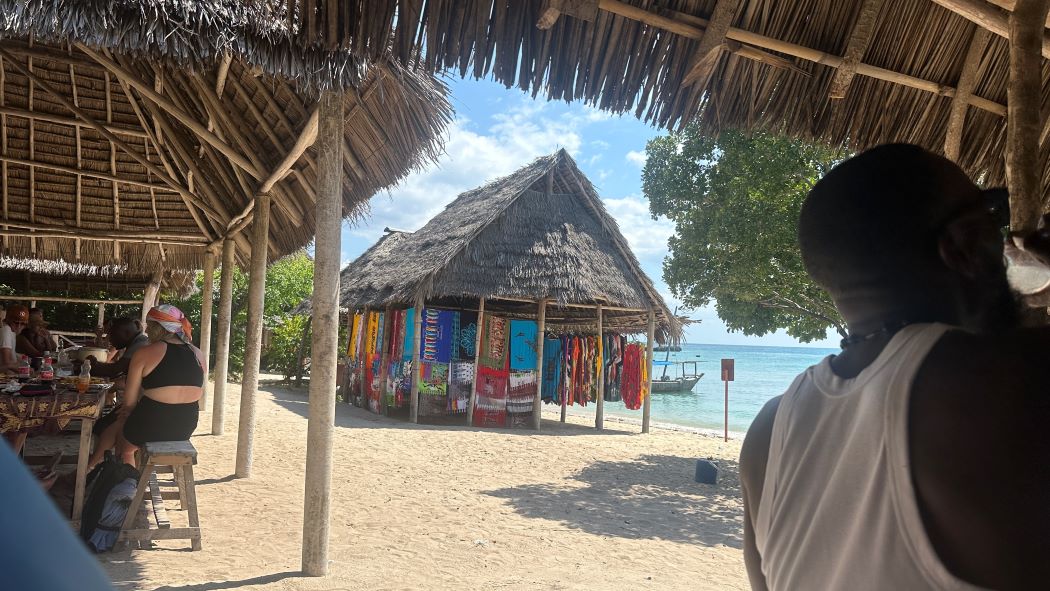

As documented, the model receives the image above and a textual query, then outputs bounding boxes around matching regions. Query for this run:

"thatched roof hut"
[300,150,681,341]
[0,0,452,273]
[275,0,1045,195]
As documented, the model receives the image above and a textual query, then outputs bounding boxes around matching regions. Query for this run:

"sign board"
[721,358,735,382]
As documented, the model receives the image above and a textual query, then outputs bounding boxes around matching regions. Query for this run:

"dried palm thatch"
[298,150,681,340]
[278,0,1047,195]
[0,0,452,274]
[0,256,195,298]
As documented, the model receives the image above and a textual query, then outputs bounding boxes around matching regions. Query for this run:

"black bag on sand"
[79,452,139,552]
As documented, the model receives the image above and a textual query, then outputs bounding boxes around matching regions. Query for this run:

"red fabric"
[622,344,643,410]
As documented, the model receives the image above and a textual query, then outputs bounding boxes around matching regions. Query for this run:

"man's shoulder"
[740,395,782,495]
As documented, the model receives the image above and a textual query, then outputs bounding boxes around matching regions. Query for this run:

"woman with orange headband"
[90,305,204,468]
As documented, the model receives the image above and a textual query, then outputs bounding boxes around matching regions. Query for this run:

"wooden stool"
[119,441,201,551]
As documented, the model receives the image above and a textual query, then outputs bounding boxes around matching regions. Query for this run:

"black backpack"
[79,452,139,551]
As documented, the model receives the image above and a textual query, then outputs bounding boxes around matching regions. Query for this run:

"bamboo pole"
[409,296,423,423]
[197,251,216,412]
[211,239,235,435]
[236,191,270,479]
[533,300,547,431]
[302,90,343,577]
[945,28,992,161]
[467,297,485,426]
[595,304,605,431]
[642,310,655,434]
[1007,0,1050,233]
[930,0,1050,59]
[96,303,105,333]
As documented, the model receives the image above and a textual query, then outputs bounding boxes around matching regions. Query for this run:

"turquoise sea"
[603,343,839,434]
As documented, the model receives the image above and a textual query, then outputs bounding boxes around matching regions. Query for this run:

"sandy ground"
[97,380,748,591]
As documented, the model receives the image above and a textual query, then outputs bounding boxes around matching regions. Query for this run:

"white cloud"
[625,150,647,167]
[601,194,672,262]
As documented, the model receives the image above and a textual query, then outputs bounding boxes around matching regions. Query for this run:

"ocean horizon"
[602,342,840,433]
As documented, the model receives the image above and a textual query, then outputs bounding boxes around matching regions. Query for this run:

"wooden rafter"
[828,0,887,99]
[0,106,148,138]
[75,44,263,180]
[930,0,1050,58]
[27,54,35,256]
[69,62,82,260]
[683,0,742,87]
[945,27,992,161]
[0,221,209,245]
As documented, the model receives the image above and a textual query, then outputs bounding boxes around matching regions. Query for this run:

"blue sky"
[338,76,839,349]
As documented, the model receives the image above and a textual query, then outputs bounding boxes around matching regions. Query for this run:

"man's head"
[798,143,1017,334]
[108,317,142,349]
[5,305,28,332]
[28,308,44,325]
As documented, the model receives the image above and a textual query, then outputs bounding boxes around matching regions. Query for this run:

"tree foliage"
[643,129,847,342]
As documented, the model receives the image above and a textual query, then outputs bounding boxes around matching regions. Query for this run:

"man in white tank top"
[740,144,1050,590]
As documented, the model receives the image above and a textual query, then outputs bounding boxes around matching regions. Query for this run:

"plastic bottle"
[77,360,91,394]
[16,355,31,381]
[39,355,54,382]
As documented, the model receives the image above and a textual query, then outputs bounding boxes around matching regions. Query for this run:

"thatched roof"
[275,0,1045,195]
[0,256,194,298]
[0,0,452,273]
[299,150,680,339]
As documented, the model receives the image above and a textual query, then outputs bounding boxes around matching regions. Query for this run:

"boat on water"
[651,360,704,393]
[654,345,682,353]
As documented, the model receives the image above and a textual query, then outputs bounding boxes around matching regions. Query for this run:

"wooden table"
[0,385,109,524]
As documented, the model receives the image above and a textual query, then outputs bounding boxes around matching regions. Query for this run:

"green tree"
[643,129,847,342]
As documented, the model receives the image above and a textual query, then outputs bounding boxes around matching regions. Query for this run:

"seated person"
[16,308,55,358]
[88,318,148,378]
[89,305,203,468]
[0,305,28,452]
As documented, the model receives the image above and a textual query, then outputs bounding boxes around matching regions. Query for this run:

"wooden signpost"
[721,359,735,442]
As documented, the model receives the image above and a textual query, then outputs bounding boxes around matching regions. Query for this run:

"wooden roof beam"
[537,0,599,30]
[986,0,1050,27]
[599,0,1007,117]
[0,222,209,246]
[74,43,263,180]
[0,105,149,138]
[929,0,1050,58]
[683,0,743,87]
[0,154,174,191]
[828,0,887,99]
[225,105,320,236]
[945,28,992,160]
[0,46,227,226]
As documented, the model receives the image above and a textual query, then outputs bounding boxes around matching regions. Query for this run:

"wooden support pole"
[295,317,312,387]
[929,0,1050,59]
[642,310,655,434]
[682,0,742,87]
[533,300,547,431]
[235,191,270,479]
[827,0,887,99]
[1007,0,1050,233]
[197,251,216,412]
[302,90,343,578]
[140,271,162,326]
[96,303,105,333]
[595,304,605,431]
[945,28,992,161]
[467,297,485,426]
[211,239,235,435]
[409,296,423,423]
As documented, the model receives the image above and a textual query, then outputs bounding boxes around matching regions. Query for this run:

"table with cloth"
[0,384,110,525]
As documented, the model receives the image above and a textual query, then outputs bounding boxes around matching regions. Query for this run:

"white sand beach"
[99,380,748,590]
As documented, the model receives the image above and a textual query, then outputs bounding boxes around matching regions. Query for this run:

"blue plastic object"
[695,459,719,484]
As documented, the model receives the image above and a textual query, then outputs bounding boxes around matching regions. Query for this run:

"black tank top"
[141,342,204,389]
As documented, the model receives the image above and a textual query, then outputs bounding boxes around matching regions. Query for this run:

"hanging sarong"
[604,334,624,402]
[419,308,454,364]
[348,312,362,358]
[365,312,379,356]
[453,312,479,360]
[508,320,538,371]
[478,315,509,370]
[402,307,416,362]
[507,372,537,414]
[473,365,508,427]
[541,337,562,403]
[622,344,644,410]
[448,362,474,414]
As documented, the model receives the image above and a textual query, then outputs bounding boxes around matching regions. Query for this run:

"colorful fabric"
[420,362,449,396]
[402,308,416,362]
[0,389,105,433]
[541,337,562,403]
[479,315,509,370]
[473,365,509,427]
[347,312,362,358]
[507,371,537,414]
[508,320,538,371]
[622,344,645,410]
[453,312,478,360]
[448,362,474,414]
[603,334,625,402]
[420,308,454,363]
[146,304,192,340]
[365,312,380,355]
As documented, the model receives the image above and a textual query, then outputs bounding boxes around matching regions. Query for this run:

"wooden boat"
[651,360,704,393]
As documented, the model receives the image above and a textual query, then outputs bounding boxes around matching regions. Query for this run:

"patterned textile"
[347,312,363,357]
[507,371,537,414]
[508,320,538,371]
[146,304,192,340]
[473,365,508,427]
[479,315,509,370]
[388,362,412,408]
[420,308,454,363]
[420,362,449,396]
[622,344,647,410]
[603,334,625,402]
[541,337,562,402]
[402,308,416,362]
[452,312,478,360]
[365,312,380,355]
[365,353,382,413]
[0,389,105,433]
[448,362,474,414]
[375,311,386,354]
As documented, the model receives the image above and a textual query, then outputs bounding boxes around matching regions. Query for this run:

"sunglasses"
[938,187,1010,233]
